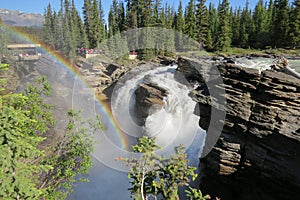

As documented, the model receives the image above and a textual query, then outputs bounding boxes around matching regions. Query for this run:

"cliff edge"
[178,56,300,200]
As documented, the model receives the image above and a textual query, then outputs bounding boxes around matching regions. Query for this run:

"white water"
[235,57,273,72]
[67,64,205,200]
[235,57,300,73]
[37,55,299,200]
[111,65,205,152]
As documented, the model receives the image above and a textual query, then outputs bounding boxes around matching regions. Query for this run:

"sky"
[0,0,263,17]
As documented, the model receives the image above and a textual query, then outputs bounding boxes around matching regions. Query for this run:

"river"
[34,55,300,200]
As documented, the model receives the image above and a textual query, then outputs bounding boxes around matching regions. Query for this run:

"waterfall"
[68,64,206,200]
[29,55,300,199]
[111,64,205,155]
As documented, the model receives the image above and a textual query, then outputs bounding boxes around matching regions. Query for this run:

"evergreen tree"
[252,0,269,48]
[138,0,156,60]
[195,0,209,48]
[71,0,80,47]
[60,0,77,59]
[0,75,103,199]
[125,0,138,29]
[216,0,231,51]
[153,0,163,27]
[44,4,56,49]
[118,1,126,32]
[99,0,106,42]
[289,0,300,48]
[118,136,210,200]
[108,6,117,37]
[89,0,101,48]
[107,4,129,60]
[184,0,196,40]
[239,1,252,48]
[110,0,120,34]
[83,0,92,48]
[52,11,63,50]
[272,0,290,47]
[164,3,176,56]
[264,0,274,47]
[207,3,218,50]
[231,7,241,47]
[174,0,184,32]
[174,0,185,51]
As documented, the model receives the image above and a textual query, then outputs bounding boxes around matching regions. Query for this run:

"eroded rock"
[134,76,168,125]
[178,56,300,200]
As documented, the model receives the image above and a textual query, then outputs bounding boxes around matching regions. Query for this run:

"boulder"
[134,76,168,125]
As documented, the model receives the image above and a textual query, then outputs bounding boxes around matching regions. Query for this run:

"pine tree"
[118,2,126,32]
[125,0,138,29]
[44,4,56,49]
[252,0,269,48]
[265,0,274,47]
[272,0,289,47]
[52,11,63,50]
[174,0,185,51]
[289,0,300,48]
[164,3,175,56]
[184,0,196,40]
[89,0,101,48]
[231,7,241,47]
[110,0,120,33]
[239,1,252,48]
[216,0,231,51]
[207,3,218,50]
[153,0,163,27]
[174,0,184,32]
[60,0,77,59]
[138,0,156,60]
[98,0,106,42]
[117,136,210,200]
[83,0,92,48]
[195,0,209,48]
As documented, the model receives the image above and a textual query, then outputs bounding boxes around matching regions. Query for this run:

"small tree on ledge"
[117,136,211,200]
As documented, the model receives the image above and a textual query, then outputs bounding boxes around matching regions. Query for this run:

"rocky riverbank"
[177,56,300,200]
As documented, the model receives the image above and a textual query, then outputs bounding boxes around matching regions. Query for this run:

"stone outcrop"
[75,58,136,99]
[134,76,168,125]
[177,56,300,200]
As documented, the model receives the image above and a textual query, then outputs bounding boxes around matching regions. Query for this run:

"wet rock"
[134,76,168,125]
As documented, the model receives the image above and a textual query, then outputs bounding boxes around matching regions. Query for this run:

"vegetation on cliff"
[0,64,102,199]
[118,136,211,200]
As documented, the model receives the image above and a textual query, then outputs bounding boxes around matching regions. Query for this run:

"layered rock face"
[177,57,300,200]
[75,58,135,99]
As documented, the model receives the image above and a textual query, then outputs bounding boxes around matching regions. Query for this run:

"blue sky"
[0,1,267,18]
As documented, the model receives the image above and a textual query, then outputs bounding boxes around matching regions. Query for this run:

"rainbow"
[1,23,129,150]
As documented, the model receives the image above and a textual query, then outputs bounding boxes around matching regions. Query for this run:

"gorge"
[9,54,300,200]
[177,56,300,200]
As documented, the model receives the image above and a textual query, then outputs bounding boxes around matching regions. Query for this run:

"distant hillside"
[0,8,44,27]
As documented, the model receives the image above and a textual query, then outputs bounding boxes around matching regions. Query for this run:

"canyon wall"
[178,56,300,200]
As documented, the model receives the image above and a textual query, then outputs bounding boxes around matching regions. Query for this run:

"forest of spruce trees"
[43,0,300,60]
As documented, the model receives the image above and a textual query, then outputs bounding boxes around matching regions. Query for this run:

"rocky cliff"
[177,56,300,200]
[75,58,137,99]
